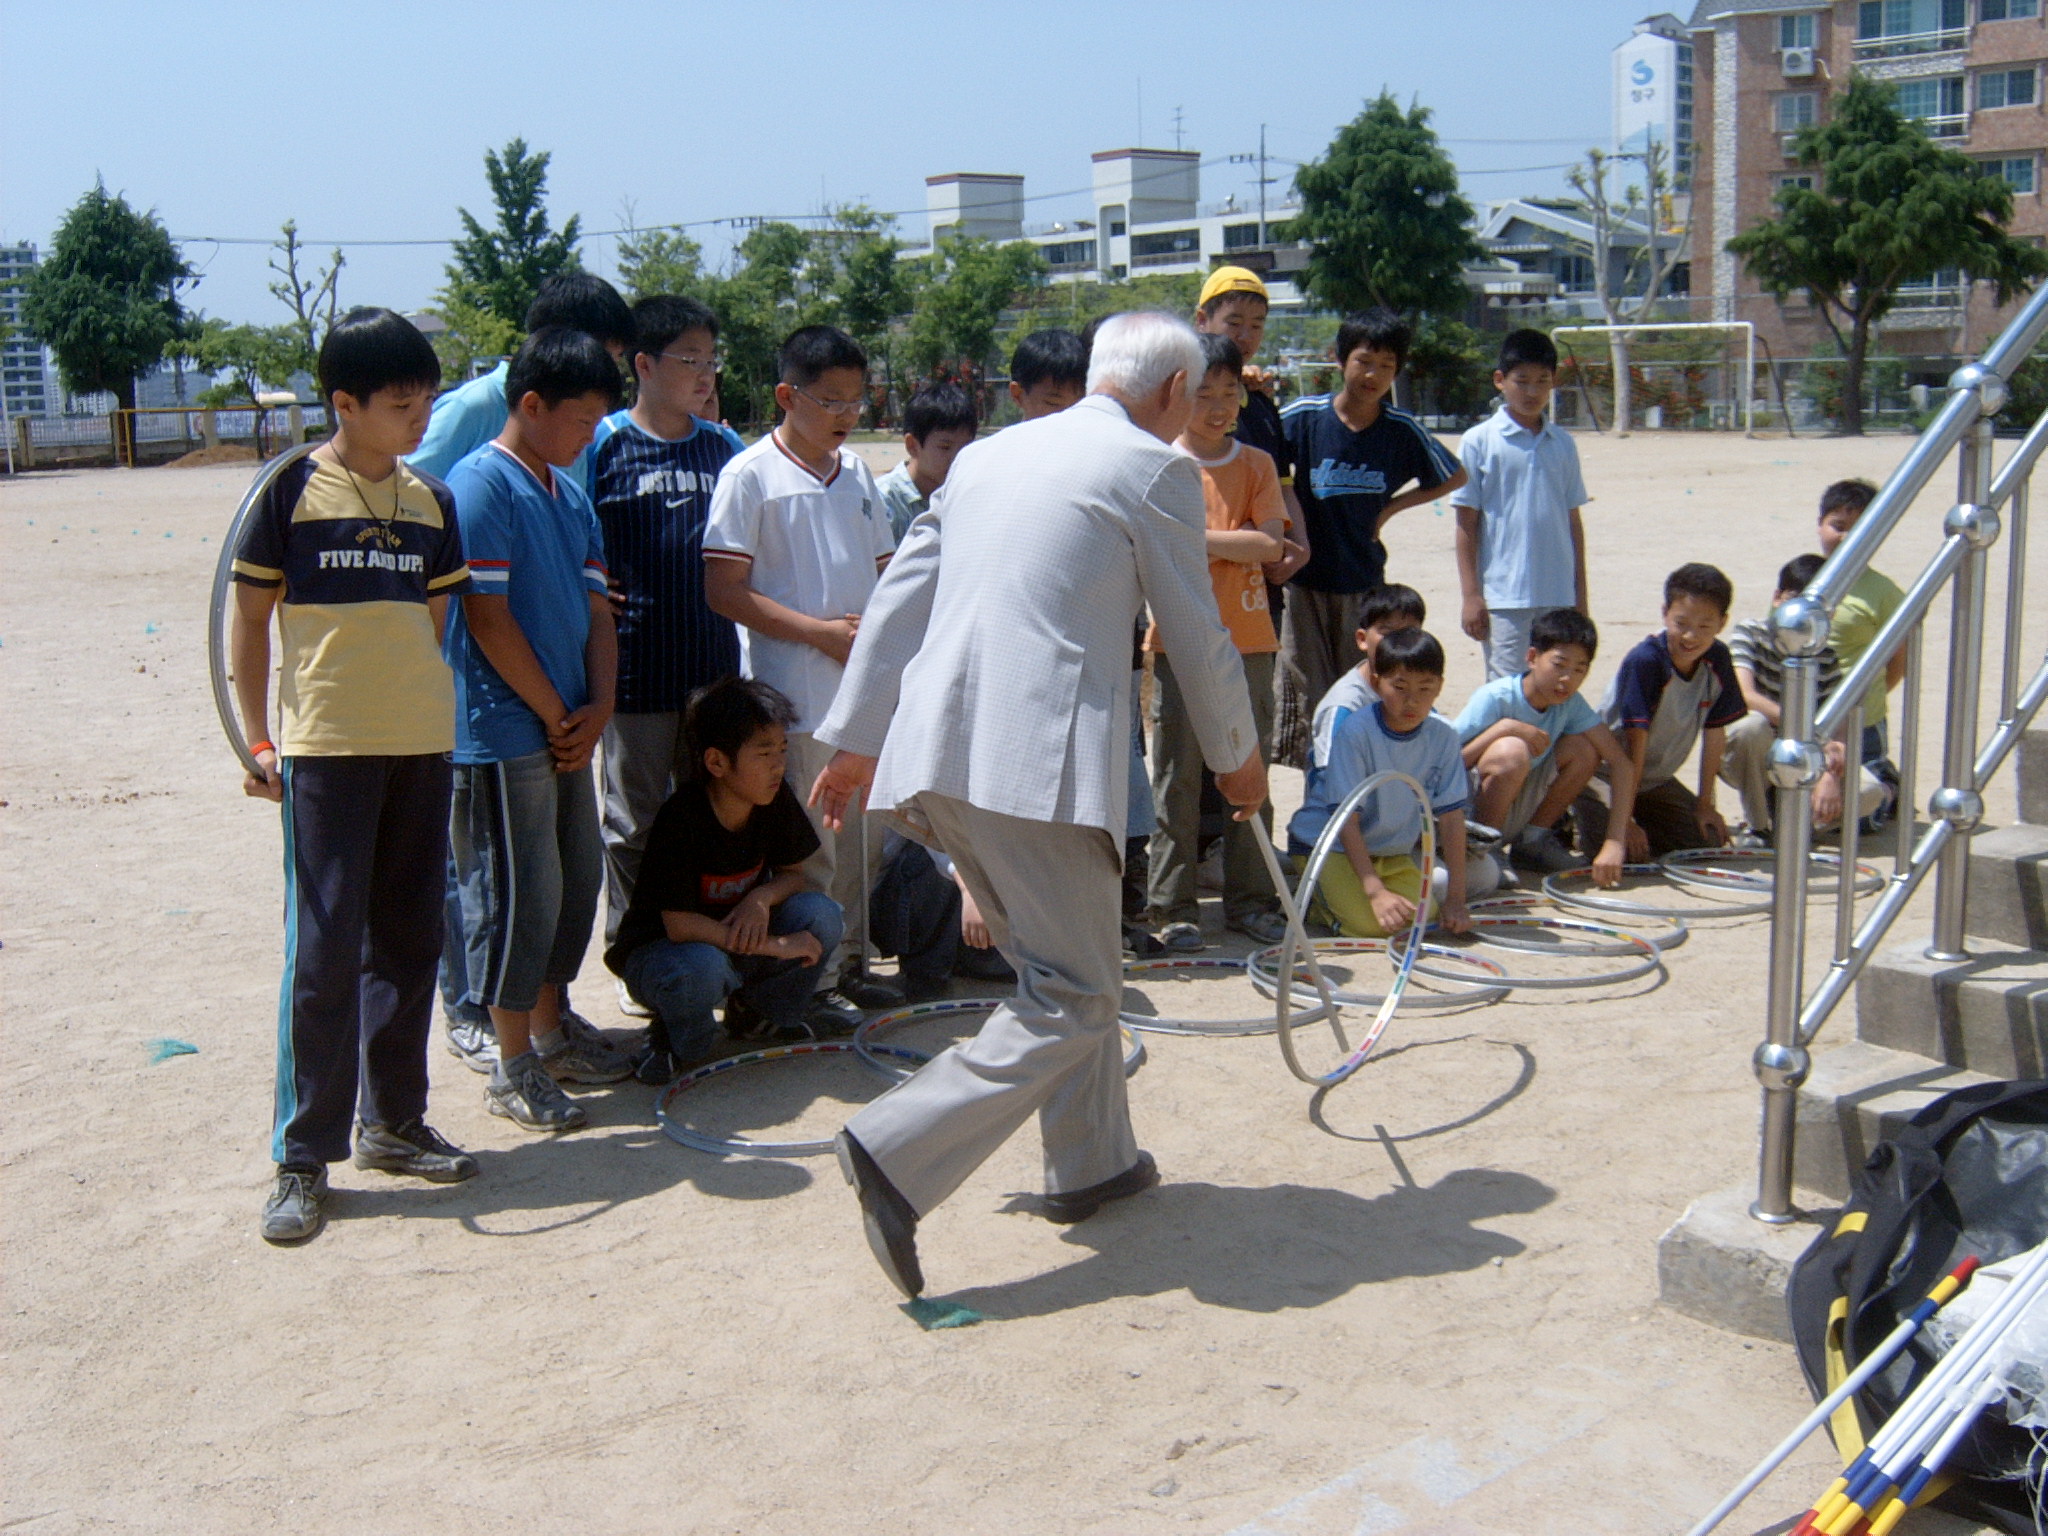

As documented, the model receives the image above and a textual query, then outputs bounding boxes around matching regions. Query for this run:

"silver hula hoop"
[1248,937,1512,1008]
[854,997,1146,1077]
[655,1039,933,1157]
[1119,955,1279,1036]
[1422,915,1662,989]
[1465,893,1690,953]
[1659,847,1883,897]
[1542,864,1774,920]
[209,443,320,777]
[1262,769,1432,1087]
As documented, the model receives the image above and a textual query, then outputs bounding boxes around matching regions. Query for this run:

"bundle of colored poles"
[1687,1235,2048,1536]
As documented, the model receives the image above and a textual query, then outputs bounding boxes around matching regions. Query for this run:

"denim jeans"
[617,890,842,1057]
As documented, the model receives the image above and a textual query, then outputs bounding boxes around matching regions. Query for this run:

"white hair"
[1085,311,1204,401]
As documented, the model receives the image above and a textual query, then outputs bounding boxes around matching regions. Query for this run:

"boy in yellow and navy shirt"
[231,307,478,1244]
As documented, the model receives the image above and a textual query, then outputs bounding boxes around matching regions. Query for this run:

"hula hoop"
[1465,893,1690,953]
[1264,770,1432,1087]
[209,444,319,777]
[1418,916,1662,990]
[655,1039,933,1157]
[852,997,1145,1078]
[1543,864,1774,920]
[1118,955,1280,1036]
[1659,846,1883,897]
[1248,937,1513,1009]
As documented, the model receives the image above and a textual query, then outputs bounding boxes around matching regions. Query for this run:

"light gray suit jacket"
[816,393,1257,839]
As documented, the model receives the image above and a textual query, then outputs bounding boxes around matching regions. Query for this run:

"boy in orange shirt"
[1146,333,1289,948]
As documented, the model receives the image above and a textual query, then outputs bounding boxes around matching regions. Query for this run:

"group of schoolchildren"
[235,261,1907,1245]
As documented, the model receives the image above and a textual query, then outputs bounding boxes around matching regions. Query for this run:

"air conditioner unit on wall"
[1782,46,1817,77]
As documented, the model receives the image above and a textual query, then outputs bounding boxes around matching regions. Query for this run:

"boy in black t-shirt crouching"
[606,678,844,1084]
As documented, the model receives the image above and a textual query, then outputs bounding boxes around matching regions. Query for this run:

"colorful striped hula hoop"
[1247,937,1512,1009]
[1118,955,1278,1036]
[854,997,1145,1079]
[1659,846,1884,897]
[1423,915,1662,989]
[1542,864,1773,920]
[1265,769,1432,1087]
[1466,893,1690,953]
[655,1039,933,1158]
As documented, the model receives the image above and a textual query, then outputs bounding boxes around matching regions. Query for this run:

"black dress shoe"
[1042,1151,1159,1225]
[835,1130,923,1297]
[837,970,906,1010]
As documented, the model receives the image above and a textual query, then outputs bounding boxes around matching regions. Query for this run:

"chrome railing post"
[1755,613,1827,1223]
[1928,412,2001,962]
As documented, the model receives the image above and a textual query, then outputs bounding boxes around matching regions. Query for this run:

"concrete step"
[1965,821,2048,950]
[1658,1184,1827,1343]
[1793,1039,2000,1201]
[1854,935,2048,1076]
[2019,726,2048,826]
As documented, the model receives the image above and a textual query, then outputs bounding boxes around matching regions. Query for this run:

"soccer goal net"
[1548,322,1762,434]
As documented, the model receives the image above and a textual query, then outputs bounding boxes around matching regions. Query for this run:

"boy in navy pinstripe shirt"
[590,296,743,974]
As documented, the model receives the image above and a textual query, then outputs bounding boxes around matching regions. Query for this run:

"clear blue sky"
[1,0,1669,325]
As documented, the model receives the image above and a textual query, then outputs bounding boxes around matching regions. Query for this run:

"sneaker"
[1159,921,1205,954]
[1121,924,1167,961]
[558,1006,618,1053]
[836,969,906,1010]
[487,1052,587,1132]
[353,1119,479,1183]
[802,989,865,1039]
[444,1013,499,1076]
[261,1164,328,1244]
[1227,909,1288,945]
[542,1029,635,1085]
[1508,824,1588,875]
[723,993,773,1040]
[615,977,653,1020]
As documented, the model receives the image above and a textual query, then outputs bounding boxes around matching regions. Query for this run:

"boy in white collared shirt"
[1452,329,1590,680]
[704,325,898,1024]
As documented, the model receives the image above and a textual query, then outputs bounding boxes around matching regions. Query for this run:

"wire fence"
[7,404,332,470]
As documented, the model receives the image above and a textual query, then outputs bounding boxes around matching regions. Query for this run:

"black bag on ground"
[1786,1078,2048,1532]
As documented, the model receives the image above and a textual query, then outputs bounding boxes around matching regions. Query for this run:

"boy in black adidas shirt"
[590,295,743,953]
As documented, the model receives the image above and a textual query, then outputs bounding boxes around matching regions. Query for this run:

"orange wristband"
[250,741,275,757]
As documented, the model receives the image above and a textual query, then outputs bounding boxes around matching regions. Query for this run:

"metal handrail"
[1750,279,2048,1224]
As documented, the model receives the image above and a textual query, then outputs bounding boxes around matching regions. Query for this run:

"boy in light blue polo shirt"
[1453,330,1589,680]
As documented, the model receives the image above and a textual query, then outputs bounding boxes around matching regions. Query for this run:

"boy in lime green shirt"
[1816,479,1904,827]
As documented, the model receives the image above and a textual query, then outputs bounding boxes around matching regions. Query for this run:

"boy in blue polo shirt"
[589,295,744,983]
[231,308,479,1243]
[1453,329,1590,680]
[1279,309,1465,763]
[875,381,976,541]
[444,327,630,1133]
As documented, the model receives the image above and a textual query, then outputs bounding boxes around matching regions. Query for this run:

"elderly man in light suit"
[810,312,1267,1298]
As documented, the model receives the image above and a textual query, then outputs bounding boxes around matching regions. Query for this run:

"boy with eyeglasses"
[705,325,898,1028]
[589,297,745,1031]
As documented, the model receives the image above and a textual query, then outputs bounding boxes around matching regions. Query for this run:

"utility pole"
[1228,127,1280,243]
[1172,106,1186,151]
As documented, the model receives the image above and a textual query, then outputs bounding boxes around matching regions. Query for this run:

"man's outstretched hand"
[809,749,879,832]
[1215,750,1269,823]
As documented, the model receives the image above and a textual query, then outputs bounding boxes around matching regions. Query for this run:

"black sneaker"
[354,1120,479,1183]
[836,970,906,1010]
[261,1164,328,1244]
[444,1013,499,1076]
[802,989,865,1039]
[723,994,773,1041]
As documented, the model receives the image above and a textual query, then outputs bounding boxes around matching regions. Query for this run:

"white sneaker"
[616,976,653,1019]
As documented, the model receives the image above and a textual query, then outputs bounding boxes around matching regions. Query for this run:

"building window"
[1555,254,1595,291]
[1108,220,1126,237]
[1896,74,1968,132]
[1982,0,2040,19]
[1130,228,1200,261]
[1041,239,1095,268]
[1776,91,1820,131]
[1775,172,1819,193]
[1979,67,2038,108]
[1780,13,1817,47]
[1857,0,1968,54]
[1984,154,2039,191]
[1222,222,1263,251]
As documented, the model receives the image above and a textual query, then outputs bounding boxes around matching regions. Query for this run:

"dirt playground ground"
[5,427,2042,1534]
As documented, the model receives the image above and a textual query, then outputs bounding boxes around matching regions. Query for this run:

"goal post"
[1550,321,1758,436]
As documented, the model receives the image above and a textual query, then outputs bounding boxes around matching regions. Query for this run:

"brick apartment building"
[1688,0,2048,371]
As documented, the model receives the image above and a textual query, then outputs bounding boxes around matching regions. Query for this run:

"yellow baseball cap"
[1197,265,1268,310]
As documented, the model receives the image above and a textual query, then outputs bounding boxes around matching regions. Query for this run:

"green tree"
[1728,74,2048,434]
[1567,143,1685,435]
[267,219,343,379]
[440,138,582,336]
[1291,93,1477,319]
[615,205,706,302]
[22,179,191,414]
[172,316,305,405]
[701,222,828,426]
[1405,315,1493,418]
[904,238,1046,383]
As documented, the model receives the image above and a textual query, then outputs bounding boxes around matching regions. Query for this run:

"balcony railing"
[1853,24,1969,59]
[1920,111,1971,138]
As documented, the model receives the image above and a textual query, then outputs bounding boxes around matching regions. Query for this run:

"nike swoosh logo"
[663,497,692,509]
